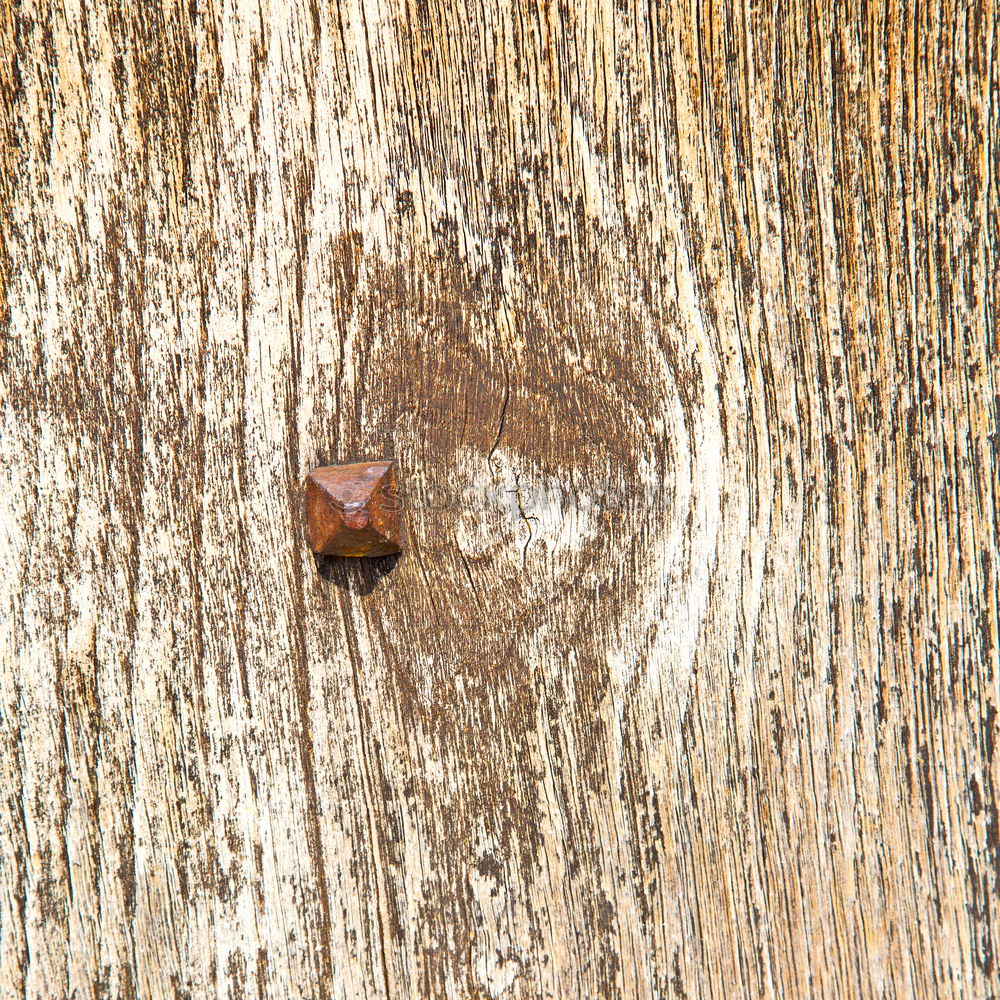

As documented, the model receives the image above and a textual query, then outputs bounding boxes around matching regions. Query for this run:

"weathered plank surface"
[1,0,998,997]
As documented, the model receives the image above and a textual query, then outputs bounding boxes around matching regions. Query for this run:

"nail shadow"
[313,551,402,596]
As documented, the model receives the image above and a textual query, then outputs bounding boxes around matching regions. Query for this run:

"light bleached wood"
[0,0,997,997]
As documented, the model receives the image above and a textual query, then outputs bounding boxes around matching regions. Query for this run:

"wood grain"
[1,0,997,997]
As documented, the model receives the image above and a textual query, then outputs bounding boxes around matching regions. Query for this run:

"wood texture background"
[1,0,998,997]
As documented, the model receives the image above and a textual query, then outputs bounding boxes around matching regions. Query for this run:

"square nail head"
[305,461,403,557]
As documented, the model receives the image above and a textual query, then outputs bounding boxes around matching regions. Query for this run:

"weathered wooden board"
[1,0,997,997]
